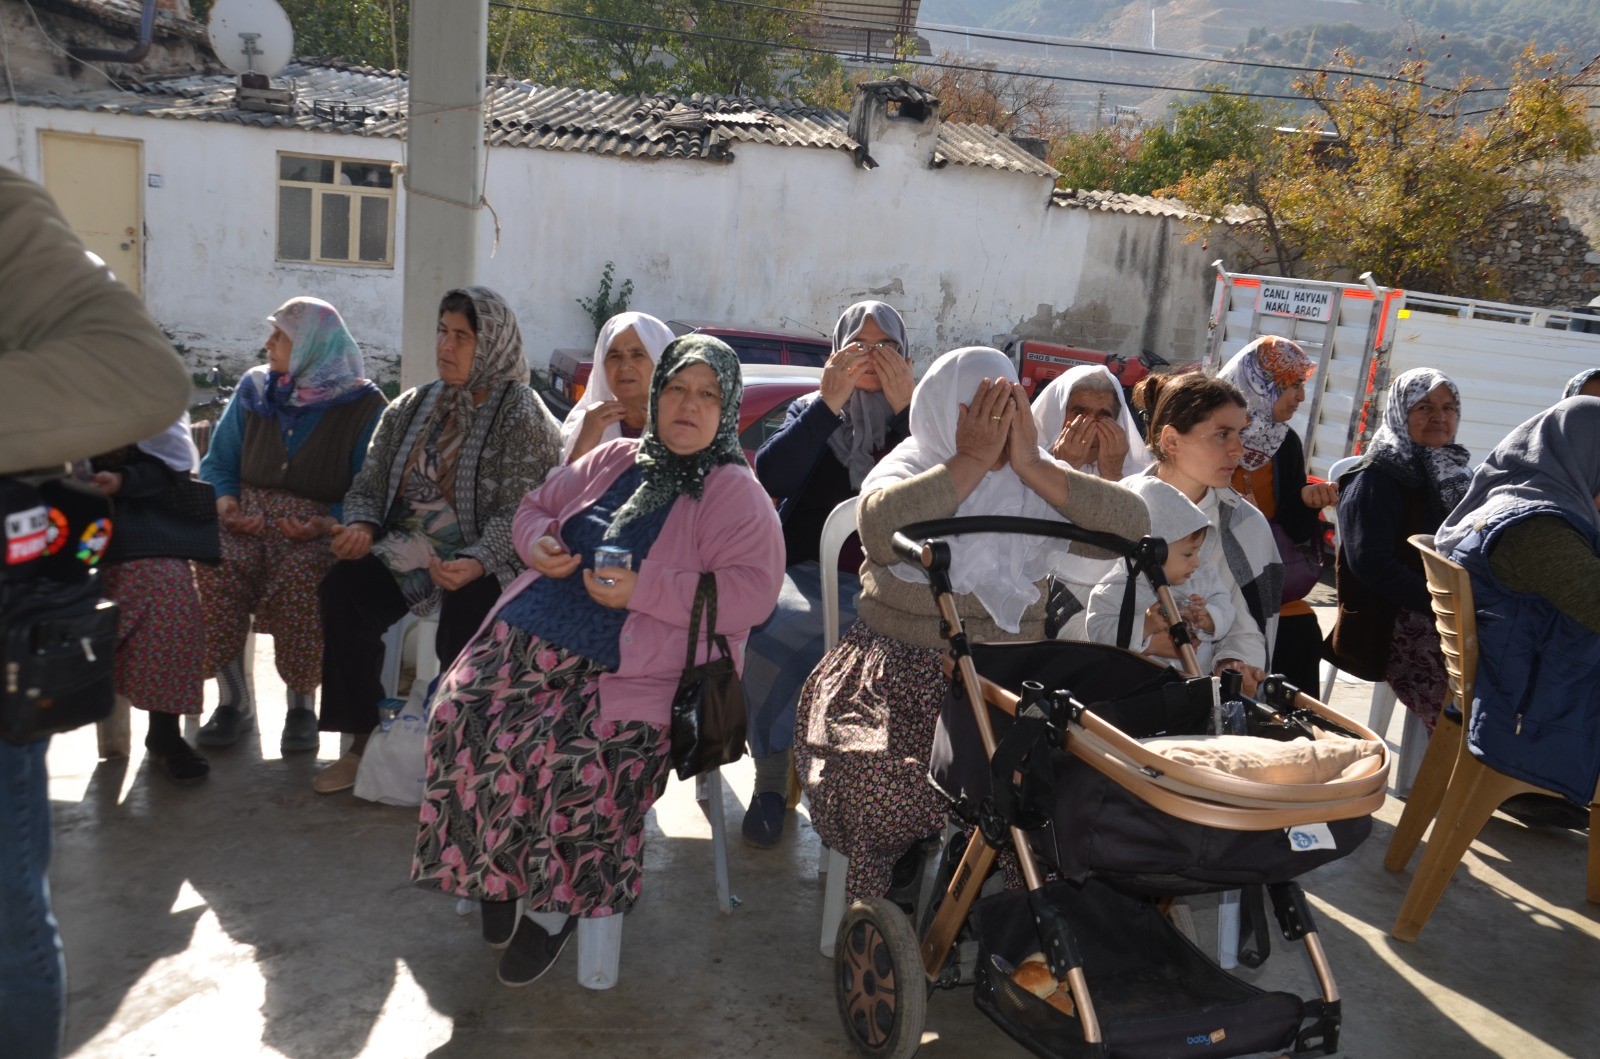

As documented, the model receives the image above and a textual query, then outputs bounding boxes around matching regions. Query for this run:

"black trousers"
[317,554,502,733]
[1271,611,1325,697]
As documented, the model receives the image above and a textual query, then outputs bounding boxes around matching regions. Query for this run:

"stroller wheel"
[836,898,928,1059]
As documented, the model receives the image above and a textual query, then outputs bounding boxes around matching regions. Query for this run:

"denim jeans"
[0,737,64,1059]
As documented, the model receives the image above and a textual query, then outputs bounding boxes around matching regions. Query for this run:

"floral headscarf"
[607,335,745,535]
[1563,368,1600,401]
[1216,336,1315,472]
[238,297,378,427]
[825,300,909,488]
[1363,368,1473,518]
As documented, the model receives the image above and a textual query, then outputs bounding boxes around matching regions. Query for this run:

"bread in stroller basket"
[929,639,1388,893]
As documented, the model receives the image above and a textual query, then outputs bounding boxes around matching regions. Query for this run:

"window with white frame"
[276,153,396,267]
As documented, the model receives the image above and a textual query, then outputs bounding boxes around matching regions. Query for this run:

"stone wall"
[1468,200,1600,309]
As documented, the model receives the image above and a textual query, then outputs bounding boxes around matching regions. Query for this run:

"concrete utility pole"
[400,0,489,389]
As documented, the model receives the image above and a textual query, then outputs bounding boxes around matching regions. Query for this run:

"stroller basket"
[974,880,1305,1059]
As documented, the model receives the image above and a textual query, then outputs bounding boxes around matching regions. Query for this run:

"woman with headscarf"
[1217,336,1338,691]
[1433,396,1600,808]
[558,311,675,464]
[88,416,219,785]
[412,336,784,987]
[741,301,916,847]
[1562,368,1600,401]
[313,287,563,793]
[1031,363,1148,481]
[194,297,387,753]
[793,346,1148,902]
[1325,368,1473,730]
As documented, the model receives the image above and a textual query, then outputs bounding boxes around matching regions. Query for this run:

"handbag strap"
[682,572,733,669]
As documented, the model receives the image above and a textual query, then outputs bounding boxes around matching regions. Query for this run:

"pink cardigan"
[482,438,784,726]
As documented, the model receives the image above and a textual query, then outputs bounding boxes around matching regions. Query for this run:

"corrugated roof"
[934,123,1058,179]
[10,59,1067,181]
[1051,187,1255,224]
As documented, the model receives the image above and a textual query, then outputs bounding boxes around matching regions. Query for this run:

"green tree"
[1171,49,1595,294]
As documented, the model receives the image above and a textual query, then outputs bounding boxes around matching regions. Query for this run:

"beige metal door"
[41,131,143,296]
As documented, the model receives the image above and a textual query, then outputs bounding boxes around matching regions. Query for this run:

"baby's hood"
[1123,476,1215,564]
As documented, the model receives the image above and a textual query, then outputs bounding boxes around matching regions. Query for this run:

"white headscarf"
[1030,364,1150,480]
[558,311,676,462]
[135,414,198,474]
[861,346,1069,633]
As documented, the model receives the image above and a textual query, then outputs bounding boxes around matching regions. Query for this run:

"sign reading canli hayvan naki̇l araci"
[1257,283,1334,323]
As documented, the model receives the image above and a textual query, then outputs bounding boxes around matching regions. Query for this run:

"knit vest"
[239,391,387,504]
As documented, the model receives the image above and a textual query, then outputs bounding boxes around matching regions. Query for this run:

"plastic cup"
[592,545,632,587]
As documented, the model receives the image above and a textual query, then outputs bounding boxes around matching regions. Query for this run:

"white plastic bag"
[353,677,434,806]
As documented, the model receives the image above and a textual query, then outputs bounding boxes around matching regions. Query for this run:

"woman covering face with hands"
[792,346,1149,901]
[1031,364,1148,481]
[742,301,916,848]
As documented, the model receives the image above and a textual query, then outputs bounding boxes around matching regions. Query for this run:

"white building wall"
[3,101,1221,382]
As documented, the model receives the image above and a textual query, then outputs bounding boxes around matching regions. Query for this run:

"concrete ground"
[45,587,1600,1058]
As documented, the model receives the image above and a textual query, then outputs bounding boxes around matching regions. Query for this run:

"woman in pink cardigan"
[412,336,783,987]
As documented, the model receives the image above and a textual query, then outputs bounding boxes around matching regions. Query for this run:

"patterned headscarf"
[824,300,909,488]
[1436,396,1600,554]
[1216,336,1316,472]
[607,335,745,535]
[1563,368,1600,401]
[430,286,530,435]
[238,297,377,427]
[558,311,676,462]
[1363,368,1473,518]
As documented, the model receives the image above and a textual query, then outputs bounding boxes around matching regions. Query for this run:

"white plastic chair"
[380,611,440,699]
[816,498,857,957]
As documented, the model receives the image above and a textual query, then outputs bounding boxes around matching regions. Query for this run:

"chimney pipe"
[67,0,157,64]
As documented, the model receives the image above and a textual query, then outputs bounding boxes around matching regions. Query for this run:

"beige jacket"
[856,463,1152,651]
[0,166,190,474]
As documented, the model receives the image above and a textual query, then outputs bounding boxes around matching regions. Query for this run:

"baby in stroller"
[1085,477,1235,672]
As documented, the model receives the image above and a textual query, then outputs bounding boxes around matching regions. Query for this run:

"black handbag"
[668,572,747,781]
[107,477,221,565]
[1,570,120,745]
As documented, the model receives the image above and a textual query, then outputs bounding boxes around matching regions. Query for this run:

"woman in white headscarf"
[793,346,1148,902]
[741,301,915,848]
[559,311,675,463]
[1031,364,1148,481]
[1326,368,1472,730]
[88,415,220,785]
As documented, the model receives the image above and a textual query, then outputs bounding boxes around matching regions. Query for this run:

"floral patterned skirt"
[100,559,204,715]
[1386,607,1448,731]
[411,619,670,918]
[793,620,950,901]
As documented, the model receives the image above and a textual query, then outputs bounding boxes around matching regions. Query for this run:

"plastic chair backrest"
[1323,454,1362,549]
[819,498,858,651]
[1410,533,1478,720]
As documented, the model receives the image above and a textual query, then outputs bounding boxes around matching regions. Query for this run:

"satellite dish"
[208,0,294,78]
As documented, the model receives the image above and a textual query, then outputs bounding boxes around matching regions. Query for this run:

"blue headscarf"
[238,297,380,427]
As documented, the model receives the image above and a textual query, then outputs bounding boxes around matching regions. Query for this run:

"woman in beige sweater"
[793,347,1149,902]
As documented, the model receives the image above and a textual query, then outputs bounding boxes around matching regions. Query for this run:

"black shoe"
[280,707,320,753]
[482,899,520,949]
[497,916,577,987]
[146,737,210,786]
[197,705,255,747]
[741,792,787,849]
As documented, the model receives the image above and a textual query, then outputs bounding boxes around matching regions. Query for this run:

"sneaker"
[312,751,362,794]
[197,704,255,747]
[481,899,520,949]
[497,916,577,987]
[741,791,787,848]
[280,707,320,753]
[146,738,210,786]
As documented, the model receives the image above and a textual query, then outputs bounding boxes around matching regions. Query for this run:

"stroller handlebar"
[891,516,1155,573]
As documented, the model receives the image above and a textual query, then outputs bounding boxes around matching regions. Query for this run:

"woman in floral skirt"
[412,335,783,987]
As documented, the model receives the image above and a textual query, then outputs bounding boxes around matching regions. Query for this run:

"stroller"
[832,517,1390,1059]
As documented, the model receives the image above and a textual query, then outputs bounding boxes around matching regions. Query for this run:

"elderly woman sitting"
[1326,369,1472,730]
[412,336,783,987]
[1030,364,1148,482]
[1434,396,1600,813]
[794,346,1147,902]
[195,298,387,751]
[742,301,915,847]
[313,287,562,793]
[558,311,676,463]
